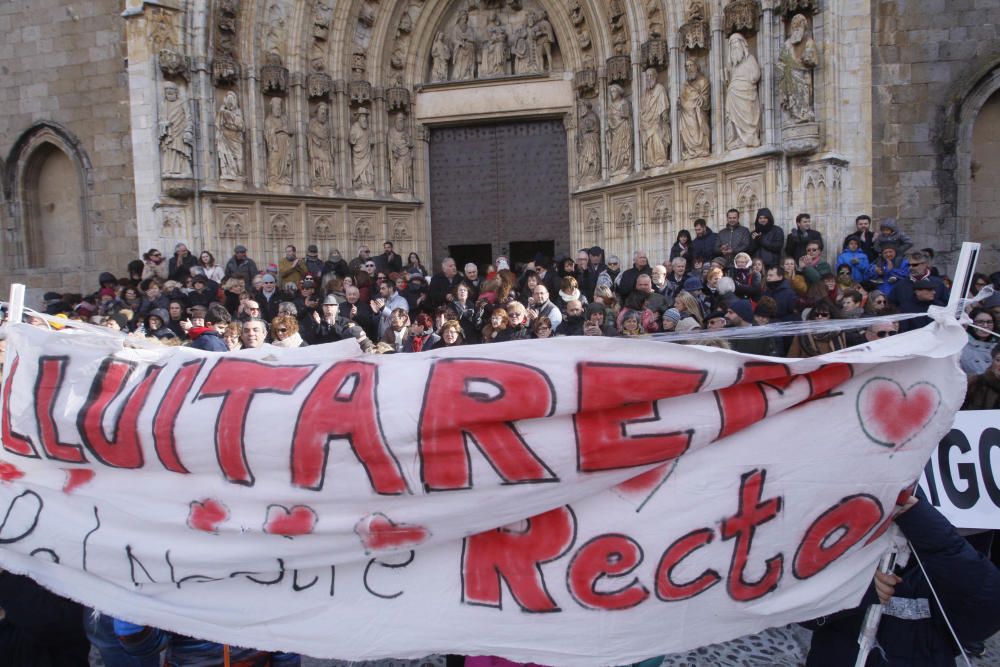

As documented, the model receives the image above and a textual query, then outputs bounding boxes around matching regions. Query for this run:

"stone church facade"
[1,0,998,298]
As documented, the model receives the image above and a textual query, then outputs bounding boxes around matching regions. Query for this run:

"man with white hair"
[615,250,653,300]
[429,256,463,308]
[464,262,481,299]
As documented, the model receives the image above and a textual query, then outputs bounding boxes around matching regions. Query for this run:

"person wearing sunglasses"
[270,314,307,347]
[141,248,169,281]
[863,320,898,342]
[787,299,847,357]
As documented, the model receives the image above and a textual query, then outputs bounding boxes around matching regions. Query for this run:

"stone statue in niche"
[216,91,245,180]
[512,13,543,74]
[349,108,375,189]
[577,99,601,181]
[778,13,819,123]
[725,32,762,149]
[313,0,332,41]
[606,83,633,175]
[264,96,294,185]
[264,2,287,64]
[451,10,476,80]
[680,58,712,159]
[640,68,670,168]
[532,10,554,71]
[159,82,194,178]
[388,113,414,192]
[307,102,336,187]
[481,12,508,77]
[431,32,451,82]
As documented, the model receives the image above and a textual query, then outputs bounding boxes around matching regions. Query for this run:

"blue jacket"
[805,496,1000,666]
[764,279,798,322]
[188,330,228,352]
[865,258,910,295]
[890,275,948,314]
[836,249,870,283]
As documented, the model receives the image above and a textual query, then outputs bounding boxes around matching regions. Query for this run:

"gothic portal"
[118,0,870,270]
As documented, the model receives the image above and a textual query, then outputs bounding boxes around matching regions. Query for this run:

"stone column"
[372,87,388,196]
[709,9,725,156]
[668,34,682,164]
[247,71,265,188]
[291,73,308,190]
[760,0,778,147]
[632,57,642,175]
[334,81,351,194]
[598,67,609,181]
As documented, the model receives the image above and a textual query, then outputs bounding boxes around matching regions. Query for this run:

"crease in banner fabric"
[0,316,968,665]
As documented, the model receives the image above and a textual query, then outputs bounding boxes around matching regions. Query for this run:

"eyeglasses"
[974,319,994,326]
[875,330,897,338]
[364,263,376,268]
[813,312,831,319]
[248,306,260,311]
[608,262,619,267]
[276,328,288,334]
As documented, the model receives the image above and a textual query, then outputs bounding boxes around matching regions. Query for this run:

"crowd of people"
[30,210,1000,409]
[5,210,1000,666]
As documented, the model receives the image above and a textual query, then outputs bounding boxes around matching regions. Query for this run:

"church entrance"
[428,118,570,273]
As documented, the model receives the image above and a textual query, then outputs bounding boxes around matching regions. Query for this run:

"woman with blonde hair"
[506,301,531,340]
[270,314,307,347]
[222,322,242,351]
[673,291,705,328]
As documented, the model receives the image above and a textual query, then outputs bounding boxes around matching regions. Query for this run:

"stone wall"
[872,0,1000,273]
[0,0,137,305]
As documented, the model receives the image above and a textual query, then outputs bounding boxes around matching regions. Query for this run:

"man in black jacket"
[691,219,718,264]
[844,214,878,261]
[428,257,463,308]
[615,250,653,300]
[750,207,784,267]
[785,213,823,260]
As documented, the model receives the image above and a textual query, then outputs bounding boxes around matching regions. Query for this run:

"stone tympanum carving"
[533,10,555,71]
[264,96,294,185]
[159,83,193,178]
[606,83,633,175]
[481,12,508,77]
[778,13,819,123]
[431,32,451,82]
[216,91,245,180]
[307,102,335,187]
[451,11,476,80]
[725,32,762,148]
[680,58,712,159]
[388,113,414,192]
[350,108,375,189]
[640,68,670,168]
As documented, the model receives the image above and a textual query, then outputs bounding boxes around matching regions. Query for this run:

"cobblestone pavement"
[93,625,1000,665]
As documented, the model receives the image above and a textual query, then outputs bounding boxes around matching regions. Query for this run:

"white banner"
[919,410,1000,530]
[0,321,967,665]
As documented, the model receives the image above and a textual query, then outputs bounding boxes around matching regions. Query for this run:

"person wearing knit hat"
[725,299,754,327]
[662,307,682,331]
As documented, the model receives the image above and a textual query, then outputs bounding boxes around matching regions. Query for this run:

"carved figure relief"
[264,2,288,64]
[431,31,451,82]
[577,99,601,182]
[725,33,762,149]
[606,84,633,176]
[451,11,476,80]
[159,83,194,178]
[778,14,819,123]
[349,108,375,189]
[640,68,670,168]
[388,113,414,193]
[481,12,508,77]
[533,11,554,71]
[313,0,333,40]
[264,97,294,185]
[307,102,335,187]
[680,58,712,159]
[216,91,245,180]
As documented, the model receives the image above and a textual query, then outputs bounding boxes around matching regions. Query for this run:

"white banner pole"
[6,283,25,326]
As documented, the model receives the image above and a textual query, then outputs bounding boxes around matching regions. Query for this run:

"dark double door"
[428,119,569,273]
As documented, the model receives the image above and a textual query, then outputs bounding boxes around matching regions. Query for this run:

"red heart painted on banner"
[612,462,677,510]
[355,512,430,552]
[857,378,941,450]
[188,499,230,533]
[264,504,317,537]
[62,469,95,494]
[0,461,24,482]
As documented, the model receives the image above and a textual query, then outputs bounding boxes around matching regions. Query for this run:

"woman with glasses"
[960,308,997,375]
[270,314,307,347]
[788,300,847,357]
[432,319,465,349]
[506,301,532,340]
[531,315,554,339]
[863,291,893,315]
[141,249,169,281]
[970,272,991,297]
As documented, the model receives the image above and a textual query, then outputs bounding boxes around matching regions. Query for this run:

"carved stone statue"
[451,11,476,80]
[307,102,335,187]
[532,10,555,71]
[264,2,287,64]
[388,113,414,192]
[511,25,532,74]
[349,108,374,189]
[606,83,633,175]
[640,68,670,168]
[778,14,819,123]
[577,99,601,181]
[481,12,508,77]
[725,33,762,149]
[216,91,245,180]
[159,83,193,178]
[264,96,293,185]
[431,32,451,82]
[680,58,711,159]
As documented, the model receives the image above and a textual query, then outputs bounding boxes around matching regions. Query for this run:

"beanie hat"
[664,308,682,323]
[728,299,753,324]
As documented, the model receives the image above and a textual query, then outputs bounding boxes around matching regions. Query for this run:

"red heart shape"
[188,498,229,533]
[264,504,317,537]
[857,378,941,450]
[0,461,24,482]
[355,512,430,552]
[63,469,95,494]
[612,462,676,510]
